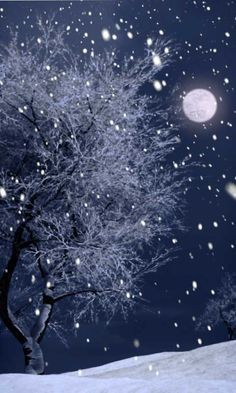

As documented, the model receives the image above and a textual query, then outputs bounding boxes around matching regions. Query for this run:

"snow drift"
[0,341,236,393]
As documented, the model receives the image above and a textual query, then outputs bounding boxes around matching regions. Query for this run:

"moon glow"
[183,89,217,123]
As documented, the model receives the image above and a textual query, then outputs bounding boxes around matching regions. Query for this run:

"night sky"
[0,0,236,374]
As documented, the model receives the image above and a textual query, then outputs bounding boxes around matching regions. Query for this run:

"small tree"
[196,274,236,340]
[0,18,186,374]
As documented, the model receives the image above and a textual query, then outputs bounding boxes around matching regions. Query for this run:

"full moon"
[183,89,217,123]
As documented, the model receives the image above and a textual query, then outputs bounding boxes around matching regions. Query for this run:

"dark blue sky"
[0,0,236,374]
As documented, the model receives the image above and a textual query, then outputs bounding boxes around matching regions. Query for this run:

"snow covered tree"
[0,18,186,374]
[196,273,236,340]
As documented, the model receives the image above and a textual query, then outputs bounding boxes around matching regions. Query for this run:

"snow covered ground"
[0,340,236,393]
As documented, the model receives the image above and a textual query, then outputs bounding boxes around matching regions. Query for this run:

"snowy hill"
[1,341,236,393]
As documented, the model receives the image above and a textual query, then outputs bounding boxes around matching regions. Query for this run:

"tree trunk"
[23,337,44,374]
[228,327,234,341]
